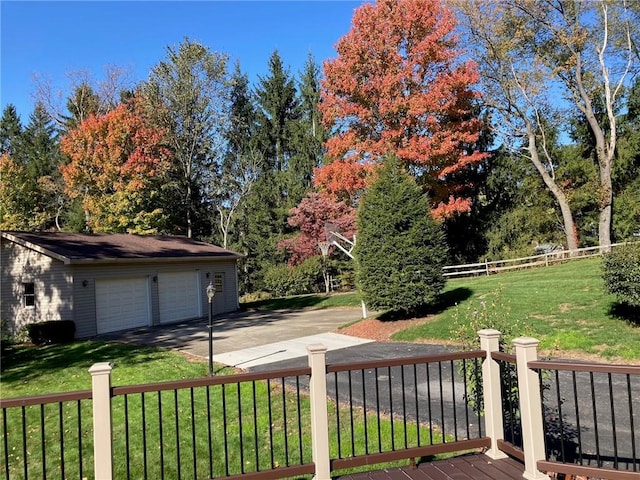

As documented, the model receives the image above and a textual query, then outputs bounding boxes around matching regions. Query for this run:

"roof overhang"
[1,231,72,264]
[1,232,244,265]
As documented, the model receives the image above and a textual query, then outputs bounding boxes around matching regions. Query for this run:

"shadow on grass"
[241,292,359,310]
[608,302,640,326]
[242,294,328,310]
[0,340,166,383]
[376,287,473,321]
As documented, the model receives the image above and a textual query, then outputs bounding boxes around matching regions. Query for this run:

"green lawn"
[393,258,640,361]
[241,258,639,361]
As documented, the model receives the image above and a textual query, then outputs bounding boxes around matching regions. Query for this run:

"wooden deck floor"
[335,453,525,480]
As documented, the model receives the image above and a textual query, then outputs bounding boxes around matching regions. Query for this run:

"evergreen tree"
[22,102,64,229]
[355,155,447,314]
[254,50,299,178]
[242,51,301,291]
[0,103,63,230]
[287,53,325,205]
[0,105,23,156]
[612,78,640,241]
[23,102,61,180]
[61,82,101,131]
[213,63,261,248]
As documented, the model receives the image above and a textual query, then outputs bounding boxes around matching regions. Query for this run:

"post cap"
[89,362,113,374]
[512,336,540,347]
[307,344,327,354]
[478,329,502,338]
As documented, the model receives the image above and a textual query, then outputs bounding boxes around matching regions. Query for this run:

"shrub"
[355,155,447,314]
[263,257,323,297]
[451,287,530,413]
[603,242,640,307]
[25,320,76,345]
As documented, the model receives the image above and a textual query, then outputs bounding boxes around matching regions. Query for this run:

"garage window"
[23,282,35,308]
[214,273,224,293]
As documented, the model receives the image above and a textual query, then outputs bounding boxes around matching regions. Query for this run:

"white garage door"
[96,277,150,334]
[158,271,200,324]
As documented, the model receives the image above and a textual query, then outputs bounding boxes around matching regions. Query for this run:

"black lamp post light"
[206,281,215,376]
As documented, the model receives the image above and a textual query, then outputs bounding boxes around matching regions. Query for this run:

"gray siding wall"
[197,261,239,317]
[0,239,73,335]
[72,260,239,338]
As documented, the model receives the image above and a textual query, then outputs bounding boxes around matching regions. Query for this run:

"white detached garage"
[1,232,243,338]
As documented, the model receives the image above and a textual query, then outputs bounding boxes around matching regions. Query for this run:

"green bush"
[263,257,323,297]
[25,320,76,345]
[603,242,640,307]
[355,155,447,314]
[451,287,532,433]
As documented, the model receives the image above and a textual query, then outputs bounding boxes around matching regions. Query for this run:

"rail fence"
[443,242,629,278]
[2,332,639,480]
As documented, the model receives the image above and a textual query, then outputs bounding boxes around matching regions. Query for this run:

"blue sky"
[1,1,364,123]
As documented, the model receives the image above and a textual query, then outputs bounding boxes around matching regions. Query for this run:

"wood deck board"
[334,454,525,480]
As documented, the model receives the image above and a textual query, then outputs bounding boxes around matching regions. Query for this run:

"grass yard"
[243,257,639,361]
[1,342,446,479]
[394,258,640,361]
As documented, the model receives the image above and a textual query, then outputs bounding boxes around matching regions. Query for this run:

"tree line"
[2,0,639,299]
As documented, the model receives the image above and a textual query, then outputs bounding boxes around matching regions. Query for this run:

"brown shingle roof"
[1,232,242,264]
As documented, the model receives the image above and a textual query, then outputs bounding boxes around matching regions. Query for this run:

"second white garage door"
[158,271,200,324]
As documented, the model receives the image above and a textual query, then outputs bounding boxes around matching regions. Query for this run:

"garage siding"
[199,261,238,316]
[72,260,239,338]
[0,240,72,335]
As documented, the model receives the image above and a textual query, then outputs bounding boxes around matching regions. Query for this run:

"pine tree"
[287,53,325,206]
[0,105,23,156]
[22,102,64,229]
[1,103,63,230]
[23,102,60,180]
[355,156,447,314]
[254,50,299,177]
[214,63,261,249]
[61,83,101,131]
[241,51,300,291]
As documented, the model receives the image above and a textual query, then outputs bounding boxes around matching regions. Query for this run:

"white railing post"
[89,362,113,480]
[513,338,551,480]
[307,345,331,480]
[478,329,508,459]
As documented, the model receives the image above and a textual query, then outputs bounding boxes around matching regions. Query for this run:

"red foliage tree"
[60,95,171,233]
[278,192,356,266]
[316,0,486,218]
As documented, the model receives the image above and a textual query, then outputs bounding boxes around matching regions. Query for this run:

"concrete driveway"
[99,307,369,366]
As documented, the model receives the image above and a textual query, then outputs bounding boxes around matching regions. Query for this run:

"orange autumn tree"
[60,95,171,233]
[316,0,486,218]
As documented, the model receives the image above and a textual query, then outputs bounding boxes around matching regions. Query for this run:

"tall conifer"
[355,155,447,314]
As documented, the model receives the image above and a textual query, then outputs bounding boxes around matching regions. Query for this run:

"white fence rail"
[443,242,630,278]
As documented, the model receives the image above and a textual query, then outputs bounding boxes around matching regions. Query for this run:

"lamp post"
[206,281,215,376]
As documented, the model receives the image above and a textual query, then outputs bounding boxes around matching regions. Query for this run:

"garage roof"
[1,231,243,264]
